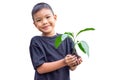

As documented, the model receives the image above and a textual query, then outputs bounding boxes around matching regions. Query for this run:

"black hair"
[31,2,54,20]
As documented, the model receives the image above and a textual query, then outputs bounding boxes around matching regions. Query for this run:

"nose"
[42,18,48,25]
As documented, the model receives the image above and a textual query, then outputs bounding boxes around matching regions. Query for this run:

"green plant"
[54,28,95,58]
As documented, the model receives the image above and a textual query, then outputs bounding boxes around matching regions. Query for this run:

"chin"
[44,29,52,33]
[43,31,51,34]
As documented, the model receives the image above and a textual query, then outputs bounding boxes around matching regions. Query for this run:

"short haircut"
[31,2,54,20]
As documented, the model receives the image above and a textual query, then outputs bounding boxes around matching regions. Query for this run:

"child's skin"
[33,8,56,37]
[33,8,82,74]
[65,54,82,70]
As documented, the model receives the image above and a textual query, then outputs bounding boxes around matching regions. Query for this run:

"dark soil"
[71,48,81,58]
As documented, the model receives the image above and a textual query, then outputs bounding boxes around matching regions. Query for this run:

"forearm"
[37,59,67,74]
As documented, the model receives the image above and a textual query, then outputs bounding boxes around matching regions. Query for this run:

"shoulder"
[30,36,42,45]
[31,35,47,41]
[31,36,40,41]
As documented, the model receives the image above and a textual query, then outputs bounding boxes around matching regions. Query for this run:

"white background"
[0,0,120,80]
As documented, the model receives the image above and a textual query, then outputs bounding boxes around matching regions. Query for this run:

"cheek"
[34,22,41,27]
[51,19,56,26]
[34,23,42,30]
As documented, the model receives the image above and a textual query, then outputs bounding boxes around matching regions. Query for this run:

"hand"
[69,55,83,71]
[64,54,78,67]
[64,54,83,67]
[75,56,82,66]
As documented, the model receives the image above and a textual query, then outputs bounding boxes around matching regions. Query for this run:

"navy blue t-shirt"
[29,34,74,80]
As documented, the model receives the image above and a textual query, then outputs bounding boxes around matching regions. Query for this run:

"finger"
[70,57,77,63]
[67,59,77,66]
[79,58,82,62]
[65,55,78,65]
[67,55,76,61]
[77,58,82,64]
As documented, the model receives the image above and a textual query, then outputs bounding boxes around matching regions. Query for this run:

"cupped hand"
[64,54,82,67]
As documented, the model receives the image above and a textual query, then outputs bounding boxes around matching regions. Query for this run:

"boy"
[29,2,82,80]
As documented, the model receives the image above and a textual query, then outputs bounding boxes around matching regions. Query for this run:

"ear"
[33,21,37,28]
[54,14,57,20]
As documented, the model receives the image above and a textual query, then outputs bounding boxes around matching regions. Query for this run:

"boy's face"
[33,8,57,36]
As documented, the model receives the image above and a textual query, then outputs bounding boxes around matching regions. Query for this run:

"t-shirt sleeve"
[29,43,45,70]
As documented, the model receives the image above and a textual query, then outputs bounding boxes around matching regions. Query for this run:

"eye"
[36,19,41,22]
[46,16,51,19]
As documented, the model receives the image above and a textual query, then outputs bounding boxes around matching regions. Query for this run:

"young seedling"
[54,28,95,58]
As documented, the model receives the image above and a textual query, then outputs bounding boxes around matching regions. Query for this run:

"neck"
[42,31,56,37]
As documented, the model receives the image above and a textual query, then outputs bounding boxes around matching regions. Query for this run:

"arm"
[37,59,67,74]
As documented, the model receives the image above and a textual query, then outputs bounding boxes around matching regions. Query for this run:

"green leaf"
[64,32,74,38]
[54,35,62,48]
[78,41,89,57]
[78,42,86,53]
[54,34,68,48]
[61,34,68,41]
[76,28,95,37]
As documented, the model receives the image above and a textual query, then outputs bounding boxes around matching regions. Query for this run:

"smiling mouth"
[42,26,50,30]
